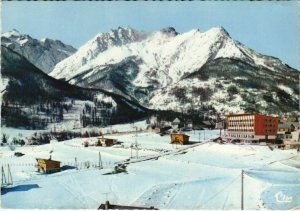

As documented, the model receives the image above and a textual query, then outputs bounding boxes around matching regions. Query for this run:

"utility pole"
[75,157,78,170]
[8,165,12,185]
[99,151,103,169]
[130,143,133,159]
[134,127,140,159]
[1,165,13,188]
[1,166,7,185]
[135,127,138,159]
[103,192,110,204]
[241,169,244,210]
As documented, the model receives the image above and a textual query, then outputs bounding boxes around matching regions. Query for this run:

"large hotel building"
[225,114,279,143]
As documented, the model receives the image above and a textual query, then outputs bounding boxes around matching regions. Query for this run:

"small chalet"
[97,136,116,147]
[279,130,300,151]
[170,133,190,145]
[278,122,300,134]
[36,157,61,174]
[172,118,181,130]
[98,201,157,210]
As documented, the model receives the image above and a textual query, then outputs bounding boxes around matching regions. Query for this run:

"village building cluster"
[147,113,300,150]
[25,112,300,176]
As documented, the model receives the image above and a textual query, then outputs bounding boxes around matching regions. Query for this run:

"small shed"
[170,133,190,145]
[36,158,61,174]
[97,137,116,147]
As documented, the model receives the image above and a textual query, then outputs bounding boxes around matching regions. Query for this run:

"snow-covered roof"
[36,158,61,163]
[172,118,181,124]
[279,122,300,129]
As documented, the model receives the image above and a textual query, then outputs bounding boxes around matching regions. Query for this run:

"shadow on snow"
[1,184,40,195]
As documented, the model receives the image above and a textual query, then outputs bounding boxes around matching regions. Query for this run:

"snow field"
[1,128,300,209]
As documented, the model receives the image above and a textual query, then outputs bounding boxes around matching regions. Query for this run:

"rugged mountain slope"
[1,29,77,73]
[1,45,148,127]
[50,27,299,114]
[51,27,146,80]
[149,58,299,114]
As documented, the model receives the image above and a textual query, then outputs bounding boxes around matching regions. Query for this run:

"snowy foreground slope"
[1,127,300,209]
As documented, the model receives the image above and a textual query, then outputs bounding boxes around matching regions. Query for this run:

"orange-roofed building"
[225,113,279,143]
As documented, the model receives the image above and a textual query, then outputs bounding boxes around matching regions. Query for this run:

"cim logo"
[275,191,293,203]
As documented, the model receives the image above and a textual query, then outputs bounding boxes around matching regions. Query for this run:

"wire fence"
[0,161,116,170]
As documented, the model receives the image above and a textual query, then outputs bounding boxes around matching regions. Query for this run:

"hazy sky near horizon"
[2,1,299,69]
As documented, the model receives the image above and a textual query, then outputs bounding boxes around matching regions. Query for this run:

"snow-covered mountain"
[50,27,147,80]
[1,45,148,128]
[50,26,299,114]
[1,29,77,73]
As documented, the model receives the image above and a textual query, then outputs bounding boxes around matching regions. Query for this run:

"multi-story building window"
[225,114,279,142]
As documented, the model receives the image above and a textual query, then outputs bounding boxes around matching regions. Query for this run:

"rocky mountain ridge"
[49,26,299,115]
[1,29,77,73]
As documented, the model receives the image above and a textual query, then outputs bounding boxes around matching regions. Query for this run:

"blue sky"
[2,1,299,69]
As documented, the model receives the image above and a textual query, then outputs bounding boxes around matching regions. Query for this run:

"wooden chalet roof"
[36,158,61,163]
[171,133,190,137]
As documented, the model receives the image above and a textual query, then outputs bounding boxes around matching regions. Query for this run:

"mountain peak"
[160,27,178,36]
[11,28,21,34]
[117,26,135,32]
[87,27,147,51]
[109,26,133,34]
[1,30,76,73]
[208,26,230,37]
[2,29,22,38]
[50,26,298,115]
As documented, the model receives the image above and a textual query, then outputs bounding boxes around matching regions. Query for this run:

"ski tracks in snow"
[132,178,233,209]
[57,173,98,208]
[132,182,183,209]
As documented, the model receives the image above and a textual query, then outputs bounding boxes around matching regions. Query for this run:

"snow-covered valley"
[1,123,300,209]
